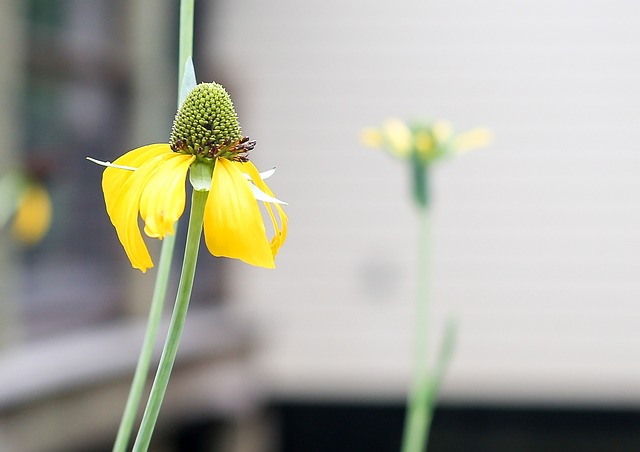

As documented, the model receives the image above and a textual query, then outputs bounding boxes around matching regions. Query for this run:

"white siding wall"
[207,0,640,404]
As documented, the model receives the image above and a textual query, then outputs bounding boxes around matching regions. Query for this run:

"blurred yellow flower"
[362,117,492,163]
[0,169,52,246]
[12,183,52,245]
[95,83,287,272]
[362,117,492,207]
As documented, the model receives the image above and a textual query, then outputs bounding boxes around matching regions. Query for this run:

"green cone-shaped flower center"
[170,83,252,160]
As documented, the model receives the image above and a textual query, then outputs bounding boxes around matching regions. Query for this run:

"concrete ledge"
[0,307,259,452]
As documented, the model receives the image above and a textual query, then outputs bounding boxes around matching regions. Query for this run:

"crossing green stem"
[111,228,177,452]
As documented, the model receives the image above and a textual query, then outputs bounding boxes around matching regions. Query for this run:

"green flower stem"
[132,188,207,452]
[112,229,178,452]
[178,0,194,91]
[401,204,433,452]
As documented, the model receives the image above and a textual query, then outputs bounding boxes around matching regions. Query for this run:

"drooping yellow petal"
[102,144,173,272]
[203,158,275,268]
[12,184,52,245]
[139,153,194,238]
[103,144,171,219]
[110,157,165,271]
[236,161,288,257]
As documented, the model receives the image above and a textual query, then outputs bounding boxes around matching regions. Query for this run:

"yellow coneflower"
[94,83,287,272]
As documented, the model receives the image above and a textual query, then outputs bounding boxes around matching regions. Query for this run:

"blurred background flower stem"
[363,118,485,451]
[401,165,434,452]
[112,1,194,450]
[401,163,456,452]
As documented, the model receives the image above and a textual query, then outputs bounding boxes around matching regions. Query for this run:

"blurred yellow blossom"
[362,117,492,207]
[0,168,52,246]
[12,184,52,245]
[362,117,492,163]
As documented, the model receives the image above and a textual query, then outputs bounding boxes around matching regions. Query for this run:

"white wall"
[207,0,640,404]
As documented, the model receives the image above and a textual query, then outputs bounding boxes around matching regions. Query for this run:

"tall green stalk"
[401,205,433,452]
[112,2,194,450]
[132,189,207,452]
[178,0,194,93]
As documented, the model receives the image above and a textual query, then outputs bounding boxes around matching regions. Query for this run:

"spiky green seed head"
[170,83,242,156]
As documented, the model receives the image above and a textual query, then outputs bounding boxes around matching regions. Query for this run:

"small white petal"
[86,157,137,171]
[259,168,276,180]
[243,167,276,181]
[250,184,288,205]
